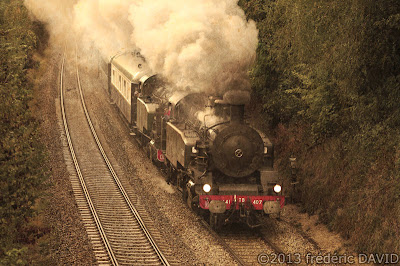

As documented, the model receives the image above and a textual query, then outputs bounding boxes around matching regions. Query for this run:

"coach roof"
[111,53,154,84]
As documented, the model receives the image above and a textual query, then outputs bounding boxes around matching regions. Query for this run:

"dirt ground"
[283,204,349,253]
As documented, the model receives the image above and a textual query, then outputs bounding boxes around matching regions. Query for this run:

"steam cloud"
[25,0,258,95]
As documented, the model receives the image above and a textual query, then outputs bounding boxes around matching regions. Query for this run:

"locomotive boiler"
[108,52,284,229]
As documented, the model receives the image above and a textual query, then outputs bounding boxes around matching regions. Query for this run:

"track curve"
[60,48,171,266]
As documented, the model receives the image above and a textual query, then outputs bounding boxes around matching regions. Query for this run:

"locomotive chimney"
[223,90,250,123]
[230,104,245,123]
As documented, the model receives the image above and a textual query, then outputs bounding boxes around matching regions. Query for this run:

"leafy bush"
[240,0,400,252]
[0,0,46,259]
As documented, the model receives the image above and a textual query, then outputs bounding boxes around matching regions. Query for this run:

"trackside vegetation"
[0,0,48,264]
[239,0,400,252]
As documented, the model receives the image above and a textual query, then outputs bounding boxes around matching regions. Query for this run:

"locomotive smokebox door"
[211,125,264,178]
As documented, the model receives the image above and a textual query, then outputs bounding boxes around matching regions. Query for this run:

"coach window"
[119,75,121,90]
[112,70,115,83]
[124,80,127,98]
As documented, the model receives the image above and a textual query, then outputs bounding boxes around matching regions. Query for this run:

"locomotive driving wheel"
[186,188,194,209]
[146,142,152,161]
[182,184,188,202]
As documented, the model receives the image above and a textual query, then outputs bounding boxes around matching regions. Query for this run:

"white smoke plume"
[24,0,258,95]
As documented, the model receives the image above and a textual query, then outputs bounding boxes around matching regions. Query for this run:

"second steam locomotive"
[108,52,284,229]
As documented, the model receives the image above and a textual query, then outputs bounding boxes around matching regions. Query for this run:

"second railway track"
[59,48,173,265]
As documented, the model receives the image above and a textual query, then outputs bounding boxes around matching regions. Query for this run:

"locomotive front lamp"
[188,180,195,187]
[203,184,211,193]
[192,146,198,154]
[264,146,268,154]
[289,156,297,168]
[273,184,282,193]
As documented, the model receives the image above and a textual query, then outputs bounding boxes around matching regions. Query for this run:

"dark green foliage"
[239,0,400,252]
[0,0,46,262]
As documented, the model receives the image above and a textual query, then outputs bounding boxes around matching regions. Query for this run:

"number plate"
[199,195,285,210]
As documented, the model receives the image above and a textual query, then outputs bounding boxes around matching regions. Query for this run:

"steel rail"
[199,219,246,266]
[279,218,322,252]
[200,217,287,266]
[74,47,170,266]
[257,227,285,255]
[60,54,119,265]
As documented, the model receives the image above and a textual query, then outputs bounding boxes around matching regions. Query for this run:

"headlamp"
[203,184,211,193]
[273,184,282,193]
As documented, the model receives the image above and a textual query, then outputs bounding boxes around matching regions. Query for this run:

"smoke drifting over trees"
[25,0,258,95]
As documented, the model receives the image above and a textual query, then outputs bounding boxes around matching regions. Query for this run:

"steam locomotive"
[108,52,284,229]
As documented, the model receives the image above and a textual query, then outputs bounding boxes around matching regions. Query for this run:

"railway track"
[200,219,284,266]
[279,218,322,253]
[59,49,172,265]
[203,217,323,266]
